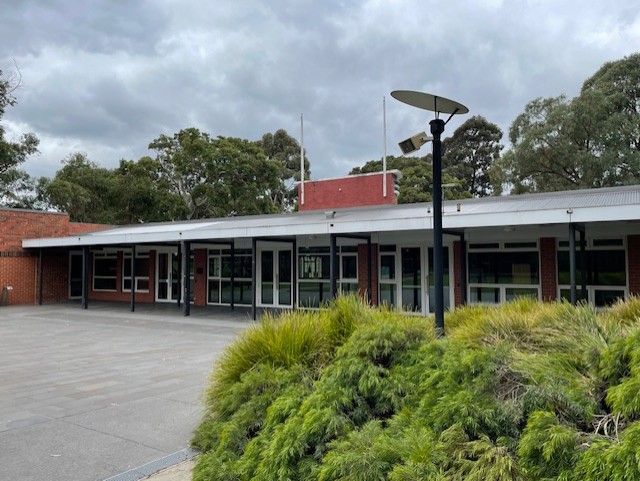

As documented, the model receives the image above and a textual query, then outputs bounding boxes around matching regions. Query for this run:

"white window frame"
[122,252,150,293]
[93,252,118,292]
[556,237,628,307]
[467,241,541,305]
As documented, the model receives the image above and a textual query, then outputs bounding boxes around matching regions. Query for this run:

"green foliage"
[0,68,39,207]
[443,115,504,197]
[349,154,470,204]
[503,53,640,193]
[193,296,640,481]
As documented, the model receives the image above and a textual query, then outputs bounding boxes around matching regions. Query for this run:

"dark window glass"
[94,257,117,277]
[342,256,357,279]
[94,277,116,291]
[469,243,500,250]
[469,251,539,284]
[557,250,625,286]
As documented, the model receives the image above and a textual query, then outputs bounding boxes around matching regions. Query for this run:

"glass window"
[557,250,626,286]
[469,251,539,285]
[380,255,395,280]
[208,249,253,305]
[341,256,357,280]
[93,254,117,291]
[123,254,150,292]
[470,286,500,303]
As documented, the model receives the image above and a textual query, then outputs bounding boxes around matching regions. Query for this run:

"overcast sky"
[2,0,639,181]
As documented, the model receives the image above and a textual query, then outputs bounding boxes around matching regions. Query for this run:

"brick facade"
[298,172,399,211]
[1,209,109,306]
[453,241,463,307]
[357,243,378,305]
[194,249,208,306]
[539,237,557,302]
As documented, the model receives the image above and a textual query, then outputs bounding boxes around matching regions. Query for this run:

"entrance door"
[156,252,180,302]
[260,249,293,307]
[401,247,423,313]
[69,252,83,299]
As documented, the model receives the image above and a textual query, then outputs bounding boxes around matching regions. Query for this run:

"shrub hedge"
[193,295,640,481]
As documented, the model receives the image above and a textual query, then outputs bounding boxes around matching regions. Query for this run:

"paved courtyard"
[0,303,250,481]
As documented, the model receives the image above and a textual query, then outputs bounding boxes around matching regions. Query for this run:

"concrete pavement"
[0,303,249,481]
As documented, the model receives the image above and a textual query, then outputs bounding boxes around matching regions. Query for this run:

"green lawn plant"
[193,295,640,481]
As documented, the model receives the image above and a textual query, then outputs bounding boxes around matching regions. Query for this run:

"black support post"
[177,243,182,308]
[430,118,445,337]
[251,238,257,320]
[82,246,89,309]
[38,249,44,306]
[182,241,191,316]
[330,234,338,299]
[292,238,297,308]
[230,240,235,310]
[569,223,577,305]
[130,245,136,312]
[460,237,467,305]
[580,229,587,300]
[367,238,372,304]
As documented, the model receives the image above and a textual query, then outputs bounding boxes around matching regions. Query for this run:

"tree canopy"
[349,117,505,203]
[443,115,503,197]
[503,53,640,193]
[0,69,39,207]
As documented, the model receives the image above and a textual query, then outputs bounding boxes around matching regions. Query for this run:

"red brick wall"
[42,254,69,302]
[1,209,111,306]
[69,222,111,234]
[358,243,378,305]
[628,235,640,297]
[88,251,156,303]
[299,172,398,211]
[194,249,207,306]
[453,241,463,307]
[0,255,37,304]
[540,237,557,301]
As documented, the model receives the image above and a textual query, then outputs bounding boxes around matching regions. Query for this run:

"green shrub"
[193,296,640,481]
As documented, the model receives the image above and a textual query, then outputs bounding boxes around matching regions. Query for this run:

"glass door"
[401,247,423,313]
[260,248,292,307]
[69,252,83,299]
[156,252,181,302]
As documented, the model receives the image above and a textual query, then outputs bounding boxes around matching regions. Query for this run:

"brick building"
[0,209,107,305]
[3,173,640,316]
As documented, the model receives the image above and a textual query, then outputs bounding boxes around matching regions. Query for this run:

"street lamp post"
[391,91,468,337]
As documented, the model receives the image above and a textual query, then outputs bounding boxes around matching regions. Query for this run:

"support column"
[330,234,338,298]
[230,241,235,310]
[177,243,182,308]
[82,246,89,309]
[460,238,467,306]
[580,229,587,300]
[292,238,297,308]
[367,238,372,304]
[569,224,577,305]
[252,238,257,320]
[38,249,44,306]
[430,118,445,337]
[130,245,136,312]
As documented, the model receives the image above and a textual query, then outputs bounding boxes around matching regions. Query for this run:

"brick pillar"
[358,243,378,305]
[148,251,156,302]
[453,241,463,307]
[194,249,208,306]
[539,237,557,302]
[628,235,640,297]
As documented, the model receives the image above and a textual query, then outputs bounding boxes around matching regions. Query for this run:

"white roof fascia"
[21,188,640,249]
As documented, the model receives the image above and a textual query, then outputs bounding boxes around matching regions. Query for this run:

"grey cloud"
[2,0,640,181]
